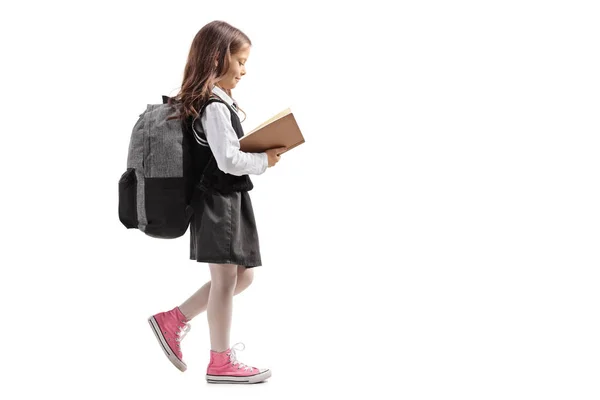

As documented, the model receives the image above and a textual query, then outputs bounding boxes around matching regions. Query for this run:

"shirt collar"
[211,85,237,109]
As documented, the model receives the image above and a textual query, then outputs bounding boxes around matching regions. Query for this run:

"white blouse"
[198,85,268,176]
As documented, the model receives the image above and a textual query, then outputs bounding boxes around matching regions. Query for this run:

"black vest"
[183,98,254,196]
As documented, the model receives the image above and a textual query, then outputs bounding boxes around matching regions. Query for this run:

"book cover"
[240,108,305,154]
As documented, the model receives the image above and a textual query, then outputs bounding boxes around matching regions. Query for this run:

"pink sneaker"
[148,306,191,372]
[206,342,271,384]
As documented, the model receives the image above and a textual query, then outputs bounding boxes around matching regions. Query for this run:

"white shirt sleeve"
[201,102,269,176]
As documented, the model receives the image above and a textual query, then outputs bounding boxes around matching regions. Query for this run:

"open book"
[240,107,305,154]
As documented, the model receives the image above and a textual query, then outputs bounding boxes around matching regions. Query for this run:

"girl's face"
[216,43,250,90]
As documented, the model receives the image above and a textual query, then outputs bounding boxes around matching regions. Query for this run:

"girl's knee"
[237,266,254,287]
[209,263,238,288]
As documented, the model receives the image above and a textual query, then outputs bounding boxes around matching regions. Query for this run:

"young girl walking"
[147,20,286,384]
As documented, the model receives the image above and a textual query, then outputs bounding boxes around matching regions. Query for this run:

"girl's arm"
[201,102,269,176]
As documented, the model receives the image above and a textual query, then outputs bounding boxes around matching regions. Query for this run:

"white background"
[1,0,599,398]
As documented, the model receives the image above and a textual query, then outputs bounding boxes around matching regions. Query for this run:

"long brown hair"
[167,20,251,122]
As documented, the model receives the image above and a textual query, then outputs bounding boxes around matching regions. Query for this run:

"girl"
[147,20,286,384]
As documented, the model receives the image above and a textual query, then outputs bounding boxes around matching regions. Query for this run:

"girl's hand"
[265,146,288,167]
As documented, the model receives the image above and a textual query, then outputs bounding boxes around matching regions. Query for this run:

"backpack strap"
[191,96,231,193]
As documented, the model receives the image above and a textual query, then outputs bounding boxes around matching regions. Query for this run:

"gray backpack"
[118,95,195,239]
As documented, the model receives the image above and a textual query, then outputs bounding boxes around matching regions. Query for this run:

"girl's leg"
[206,263,237,352]
[202,265,271,383]
[179,265,254,321]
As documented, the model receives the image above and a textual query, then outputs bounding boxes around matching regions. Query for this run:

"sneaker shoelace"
[175,321,191,348]
[229,342,254,372]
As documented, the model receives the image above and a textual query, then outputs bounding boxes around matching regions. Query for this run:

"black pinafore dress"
[188,101,262,268]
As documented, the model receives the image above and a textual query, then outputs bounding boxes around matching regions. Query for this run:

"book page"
[245,108,291,136]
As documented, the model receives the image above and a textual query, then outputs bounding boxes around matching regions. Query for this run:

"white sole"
[148,316,187,372]
[206,369,272,384]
